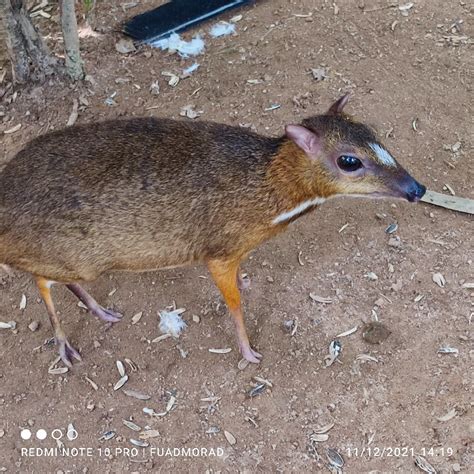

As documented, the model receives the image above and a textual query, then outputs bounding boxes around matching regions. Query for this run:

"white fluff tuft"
[183,63,200,75]
[152,33,205,57]
[159,309,187,338]
[210,22,236,38]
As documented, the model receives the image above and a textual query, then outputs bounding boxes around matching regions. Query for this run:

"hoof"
[238,274,251,291]
[240,344,262,364]
[57,338,82,367]
[93,307,122,323]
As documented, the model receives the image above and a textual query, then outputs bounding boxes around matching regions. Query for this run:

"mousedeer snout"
[395,173,426,202]
[405,179,426,202]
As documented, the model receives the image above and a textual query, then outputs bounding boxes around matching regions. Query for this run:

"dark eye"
[337,155,363,172]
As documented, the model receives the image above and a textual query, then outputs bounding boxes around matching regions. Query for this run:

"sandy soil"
[0,0,473,472]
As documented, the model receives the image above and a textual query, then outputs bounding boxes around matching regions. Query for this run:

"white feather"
[273,197,326,224]
[159,309,187,338]
[210,22,236,38]
[152,33,205,57]
[369,143,396,167]
[183,63,200,75]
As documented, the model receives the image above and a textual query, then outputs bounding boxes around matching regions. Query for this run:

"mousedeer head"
[285,94,426,202]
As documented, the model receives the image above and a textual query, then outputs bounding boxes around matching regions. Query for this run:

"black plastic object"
[123,0,252,43]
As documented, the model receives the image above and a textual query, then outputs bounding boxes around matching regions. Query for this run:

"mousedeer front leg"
[66,283,122,323]
[208,259,262,364]
[36,277,82,367]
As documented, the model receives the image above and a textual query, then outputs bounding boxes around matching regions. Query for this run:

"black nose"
[406,180,426,202]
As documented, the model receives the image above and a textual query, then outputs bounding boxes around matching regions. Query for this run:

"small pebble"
[28,321,39,332]
[388,236,402,248]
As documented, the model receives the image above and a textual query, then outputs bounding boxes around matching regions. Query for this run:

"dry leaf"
[336,326,358,337]
[19,294,27,310]
[437,347,458,355]
[123,389,151,400]
[436,408,456,422]
[85,376,98,390]
[326,448,344,468]
[0,321,17,329]
[224,430,236,445]
[116,360,125,377]
[432,273,446,287]
[443,184,455,196]
[132,312,143,324]
[4,124,21,134]
[399,2,414,11]
[253,376,273,387]
[139,429,160,439]
[209,348,232,354]
[414,455,437,473]
[356,354,379,363]
[66,99,79,127]
[166,395,176,412]
[48,367,69,375]
[115,38,136,54]
[113,375,129,391]
[150,81,160,95]
[313,423,334,434]
[130,438,149,447]
[180,105,201,119]
[123,420,141,431]
[162,71,180,87]
[309,293,332,304]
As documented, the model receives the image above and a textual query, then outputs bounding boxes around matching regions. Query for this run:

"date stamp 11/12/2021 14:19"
[346,446,454,459]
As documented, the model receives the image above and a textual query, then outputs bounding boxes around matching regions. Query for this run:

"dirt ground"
[0,0,473,472]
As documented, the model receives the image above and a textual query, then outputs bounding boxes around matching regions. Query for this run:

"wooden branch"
[1,0,57,83]
[60,0,84,80]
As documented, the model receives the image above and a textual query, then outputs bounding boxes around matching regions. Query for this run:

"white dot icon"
[36,429,47,440]
[20,429,31,440]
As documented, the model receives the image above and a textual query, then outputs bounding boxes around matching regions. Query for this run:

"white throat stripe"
[273,197,326,224]
[369,143,396,167]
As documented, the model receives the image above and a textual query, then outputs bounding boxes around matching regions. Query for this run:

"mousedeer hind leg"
[66,283,122,323]
[36,277,82,367]
[208,259,262,364]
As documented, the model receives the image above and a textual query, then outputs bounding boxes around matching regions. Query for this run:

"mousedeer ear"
[285,125,322,157]
[327,93,350,115]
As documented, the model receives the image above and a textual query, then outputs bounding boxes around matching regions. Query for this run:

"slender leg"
[36,277,82,367]
[208,259,262,364]
[66,283,122,323]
